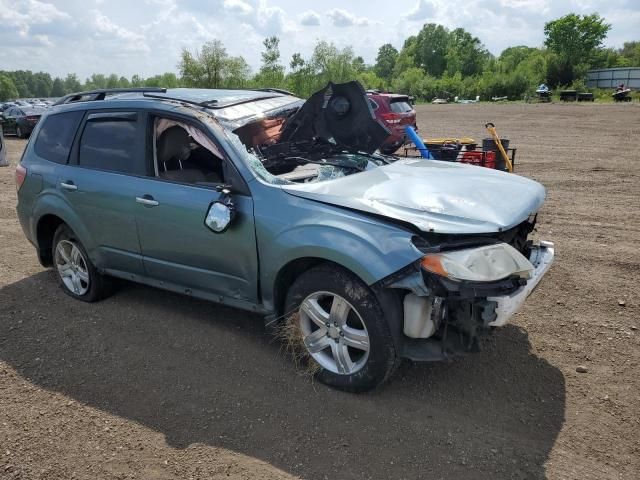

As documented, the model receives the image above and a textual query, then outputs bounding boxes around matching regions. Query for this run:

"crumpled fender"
[255,195,423,310]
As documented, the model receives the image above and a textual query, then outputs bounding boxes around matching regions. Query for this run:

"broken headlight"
[421,243,534,282]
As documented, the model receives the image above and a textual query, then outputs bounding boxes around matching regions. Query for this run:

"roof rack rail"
[54,87,167,106]
[142,92,280,110]
[255,87,295,96]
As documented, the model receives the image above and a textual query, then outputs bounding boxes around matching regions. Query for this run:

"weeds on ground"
[274,312,322,377]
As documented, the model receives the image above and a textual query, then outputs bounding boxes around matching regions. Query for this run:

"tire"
[15,126,23,139]
[284,265,399,392]
[52,224,113,302]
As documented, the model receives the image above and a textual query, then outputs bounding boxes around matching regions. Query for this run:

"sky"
[1,0,638,80]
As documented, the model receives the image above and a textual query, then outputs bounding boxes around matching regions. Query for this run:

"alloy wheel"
[298,291,370,375]
[54,240,90,295]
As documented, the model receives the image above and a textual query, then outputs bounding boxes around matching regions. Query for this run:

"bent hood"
[282,159,546,234]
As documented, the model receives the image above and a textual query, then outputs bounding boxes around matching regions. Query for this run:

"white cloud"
[253,0,296,35]
[299,10,321,26]
[92,10,150,52]
[326,8,374,27]
[0,0,637,80]
[403,0,435,21]
[223,0,253,15]
[0,0,70,36]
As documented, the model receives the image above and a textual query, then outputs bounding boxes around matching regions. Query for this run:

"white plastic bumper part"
[487,241,555,327]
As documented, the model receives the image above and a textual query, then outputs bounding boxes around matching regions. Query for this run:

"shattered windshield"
[225,130,387,185]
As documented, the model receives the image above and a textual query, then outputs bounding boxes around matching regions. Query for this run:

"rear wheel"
[52,225,113,302]
[284,265,399,392]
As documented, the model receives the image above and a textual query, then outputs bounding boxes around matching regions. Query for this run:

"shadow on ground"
[0,272,565,479]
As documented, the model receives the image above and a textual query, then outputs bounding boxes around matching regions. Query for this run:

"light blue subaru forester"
[16,82,554,391]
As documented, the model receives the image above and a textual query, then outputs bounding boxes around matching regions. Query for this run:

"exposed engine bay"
[232,81,391,183]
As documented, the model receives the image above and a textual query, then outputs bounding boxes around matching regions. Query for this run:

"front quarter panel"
[253,184,423,311]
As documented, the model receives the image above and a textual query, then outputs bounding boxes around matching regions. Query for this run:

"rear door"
[59,110,149,275]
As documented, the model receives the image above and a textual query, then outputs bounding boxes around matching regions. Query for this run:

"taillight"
[381,112,401,124]
[15,164,27,192]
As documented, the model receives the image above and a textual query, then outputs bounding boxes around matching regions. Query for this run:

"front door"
[134,115,259,304]
[135,182,258,303]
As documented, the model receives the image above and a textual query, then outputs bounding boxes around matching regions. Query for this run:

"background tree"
[445,28,488,77]
[415,24,450,77]
[256,36,285,87]
[0,74,19,101]
[225,57,251,88]
[179,40,250,88]
[618,41,640,66]
[544,13,610,85]
[374,44,398,84]
[64,74,82,93]
[51,77,65,97]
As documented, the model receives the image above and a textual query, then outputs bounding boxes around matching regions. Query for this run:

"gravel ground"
[0,102,638,479]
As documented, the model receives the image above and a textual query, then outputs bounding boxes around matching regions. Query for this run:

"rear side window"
[368,98,379,110]
[390,100,413,113]
[34,111,83,164]
[78,116,138,174]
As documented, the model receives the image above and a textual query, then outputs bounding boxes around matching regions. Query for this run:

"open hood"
[276,81,390,155]
[281,159,546,235]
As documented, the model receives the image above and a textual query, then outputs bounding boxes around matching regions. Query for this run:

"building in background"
[586,67,640,89]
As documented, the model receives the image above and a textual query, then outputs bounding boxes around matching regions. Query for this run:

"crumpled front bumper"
[487,241,555,327]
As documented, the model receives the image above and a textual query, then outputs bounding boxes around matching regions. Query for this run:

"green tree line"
[1,13,639,102]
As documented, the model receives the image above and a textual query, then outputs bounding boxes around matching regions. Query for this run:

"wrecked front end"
[378,220,554,361]
[217,80,555,361]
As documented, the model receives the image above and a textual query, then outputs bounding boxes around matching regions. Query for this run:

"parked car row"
[1,99,55,111]
[1,99,59,138]
[1,105,47,138]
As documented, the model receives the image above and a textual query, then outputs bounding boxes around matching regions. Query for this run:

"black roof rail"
[53,87,167,106]
[255,87,295,96]
[142,92,281,110]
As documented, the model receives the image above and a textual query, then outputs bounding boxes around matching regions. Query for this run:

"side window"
[153,117,226,186]
[368,98,379,111]
[78,114,139,174]
[34,111,83,164]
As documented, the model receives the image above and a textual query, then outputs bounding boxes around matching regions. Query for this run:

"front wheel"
[283,265,399,392]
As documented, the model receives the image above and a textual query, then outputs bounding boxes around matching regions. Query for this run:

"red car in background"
[367,91,417,154]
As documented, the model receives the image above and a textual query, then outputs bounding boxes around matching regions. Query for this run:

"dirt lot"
[1,103,639,480]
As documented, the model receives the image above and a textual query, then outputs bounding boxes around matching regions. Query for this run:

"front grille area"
[411,215,537,256]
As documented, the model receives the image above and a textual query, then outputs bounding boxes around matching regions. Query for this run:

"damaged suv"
[16,82,554,392]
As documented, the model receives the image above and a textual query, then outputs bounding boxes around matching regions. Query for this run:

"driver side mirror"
[204,200,235,233]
